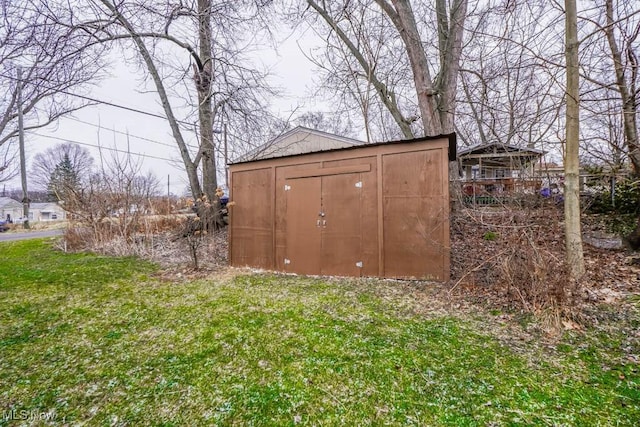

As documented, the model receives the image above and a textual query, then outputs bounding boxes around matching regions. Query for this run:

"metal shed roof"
[232,132,457,165]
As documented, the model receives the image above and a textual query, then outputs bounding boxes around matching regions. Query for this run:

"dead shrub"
[450,206,578,314]
[175,214,207,270]
[172,193,225,264]
[144,215,185,233]
[496,232,571,311]
[56,145,168,253]
[60,225,93,251]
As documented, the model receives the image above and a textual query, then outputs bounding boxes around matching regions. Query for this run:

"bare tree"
[576,0,640,247]
[602,0,639,174]
[30,143,94,190]
[456,2,565,150]
[0,0,104,183]
[594,0,640,248]
[376,0,467,135]
[295,111,358,138]
[302,0,468,213]
[56,0,277,228]
[296,1,411,142]
[581,96,628,169]
[306,1,417,139]
[307,0,467,138]
[62,144,161,244]
[131,171,161,202]
[0,143,18,183]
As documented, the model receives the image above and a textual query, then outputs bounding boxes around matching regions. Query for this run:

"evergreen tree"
[47,154,79,202]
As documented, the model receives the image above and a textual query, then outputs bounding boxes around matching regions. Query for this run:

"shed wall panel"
[322,156,379,275]
[229,168,274,268]
[382,150,443,197]
[382,149,448,280]
[382,197,448,280]
[275,162,322,271]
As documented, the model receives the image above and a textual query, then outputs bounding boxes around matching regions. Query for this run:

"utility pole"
[17,67,30,229]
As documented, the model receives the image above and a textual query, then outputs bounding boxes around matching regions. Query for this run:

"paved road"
[0,229,64,242]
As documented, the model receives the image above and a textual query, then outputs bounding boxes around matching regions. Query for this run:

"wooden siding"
[229,135,452,281]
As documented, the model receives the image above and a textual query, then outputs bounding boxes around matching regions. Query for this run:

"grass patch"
[0,240,638,425]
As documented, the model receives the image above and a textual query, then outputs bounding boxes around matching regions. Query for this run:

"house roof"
[0,197,21,209]
[31,202,62,213]
[233,126,366,163]
[458,142,544,167]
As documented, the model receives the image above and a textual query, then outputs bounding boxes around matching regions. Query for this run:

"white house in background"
[0,197,23,222]
[30,202,66,222]
[0,197,66,222]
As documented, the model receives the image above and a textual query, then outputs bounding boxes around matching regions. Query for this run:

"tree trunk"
[564,0,585,279]
[435,0,467,134]
[435,0,467,210]
[196,0,223,229]
[384,0,442,135]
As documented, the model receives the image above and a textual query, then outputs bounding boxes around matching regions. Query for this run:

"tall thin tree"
[564,0,585,279]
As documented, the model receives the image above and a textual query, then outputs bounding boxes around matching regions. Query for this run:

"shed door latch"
[284,258,291,265]
[355,181,363,188]
[356,261,363,268]
[284,184,291,191]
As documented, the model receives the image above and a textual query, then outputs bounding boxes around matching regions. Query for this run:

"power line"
[64,115,201,151]
[0,72,198,127]
[58,89,197,127]
[32,132,179,163]
[2,73,254,159]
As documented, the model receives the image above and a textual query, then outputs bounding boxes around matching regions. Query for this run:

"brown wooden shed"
[228,133,456,281]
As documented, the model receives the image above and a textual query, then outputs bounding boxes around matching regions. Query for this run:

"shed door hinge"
[355,181,363,188]
[284,184,291,191]
[356,261,363,268]
[284,258,291,265]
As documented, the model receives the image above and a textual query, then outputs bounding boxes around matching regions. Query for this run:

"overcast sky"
[8,24,323,196]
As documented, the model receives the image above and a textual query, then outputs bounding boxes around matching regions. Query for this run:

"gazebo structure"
[458,142,545,201]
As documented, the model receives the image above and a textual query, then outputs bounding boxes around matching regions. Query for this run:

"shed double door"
[285,173,362,276]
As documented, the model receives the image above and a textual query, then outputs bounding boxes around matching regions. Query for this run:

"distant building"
[459,142,545,182]
[0,197,22,222]
[30,202,66,222]
[458,142,546,203]
[235,126,365,162]
[0,197,65,222]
